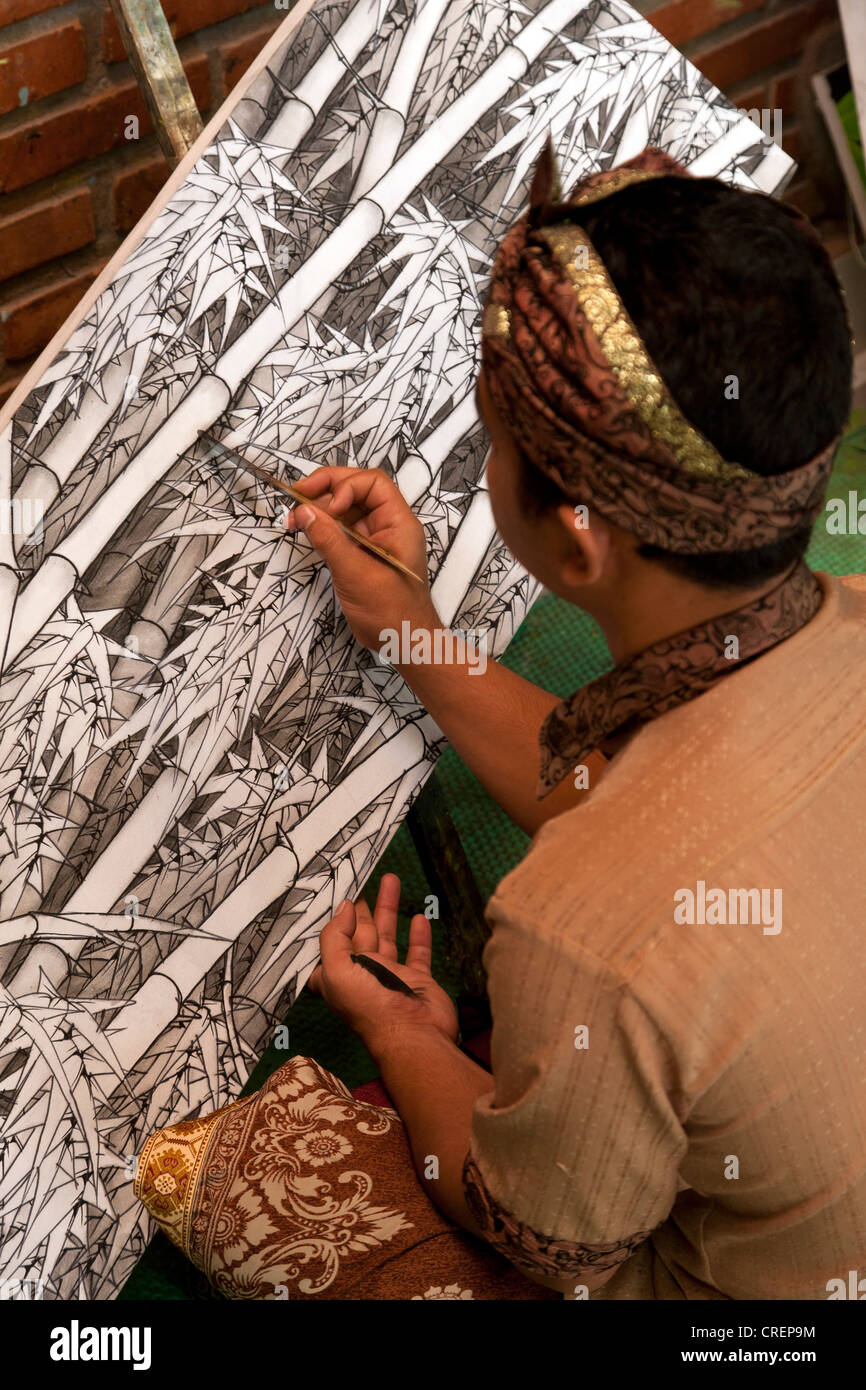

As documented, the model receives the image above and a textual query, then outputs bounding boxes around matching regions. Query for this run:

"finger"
[307,962,323,995]
[289,497,387,540]
[294,503,369,576]
[352,896,378,953]
[285,472,358,524]
[405,913,433,972]
[284,497,353,529]
[373,873,401,961]
[319,900,356,978]
[303,469,416,551]
[289,467,357,501]
[328,478,368,519]
[301,467,400,514]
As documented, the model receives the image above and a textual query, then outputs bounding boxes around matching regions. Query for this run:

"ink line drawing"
[0,0,792,1299]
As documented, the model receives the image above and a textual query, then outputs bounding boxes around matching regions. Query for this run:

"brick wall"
[0,0,286,406]
[0,0,844,408]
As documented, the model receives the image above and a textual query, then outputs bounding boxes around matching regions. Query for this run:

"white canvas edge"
[0,2,799,440]
[0,0,318,435]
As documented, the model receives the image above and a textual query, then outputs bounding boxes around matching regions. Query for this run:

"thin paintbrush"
[199,430,426,584]
[350,953,421,998]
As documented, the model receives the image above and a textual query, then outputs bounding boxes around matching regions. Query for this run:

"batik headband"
[480,142,838,554]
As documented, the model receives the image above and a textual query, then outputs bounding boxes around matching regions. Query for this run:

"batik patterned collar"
[537,560,823,798]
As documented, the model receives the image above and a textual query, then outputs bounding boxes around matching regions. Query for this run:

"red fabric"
[350,1077,393,1109]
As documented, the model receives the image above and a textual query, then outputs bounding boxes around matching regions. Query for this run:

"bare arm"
[310,881,616,1297]
[286,467,604,835]
[388,626,606,834]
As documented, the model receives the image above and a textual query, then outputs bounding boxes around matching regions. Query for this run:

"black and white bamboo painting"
[0,0,792,1300]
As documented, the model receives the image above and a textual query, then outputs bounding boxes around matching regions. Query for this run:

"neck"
[592,560,800,666]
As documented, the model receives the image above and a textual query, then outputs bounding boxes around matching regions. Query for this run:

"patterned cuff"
[462,1151,652,1281]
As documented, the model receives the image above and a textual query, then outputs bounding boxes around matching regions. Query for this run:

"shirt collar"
[537,560,823,798]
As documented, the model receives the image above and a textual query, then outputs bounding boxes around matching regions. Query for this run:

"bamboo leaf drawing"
[0,0,792,1299]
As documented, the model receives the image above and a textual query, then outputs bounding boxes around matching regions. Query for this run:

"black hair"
[518,176,852,588]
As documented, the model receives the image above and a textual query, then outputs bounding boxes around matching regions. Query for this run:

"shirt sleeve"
[463,899,687,1284]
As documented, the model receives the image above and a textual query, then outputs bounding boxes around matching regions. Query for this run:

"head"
[480,162,852,635]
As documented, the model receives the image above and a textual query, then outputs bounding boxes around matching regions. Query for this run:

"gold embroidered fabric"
[570,166,663,205]
[136,1108,227,1253]
[482,302,511,339]
[536,223,751,482]
[134,1054,557,1300]
[479,144,839,556]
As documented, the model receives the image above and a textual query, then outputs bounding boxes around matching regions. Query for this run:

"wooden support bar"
[108,0,204,168]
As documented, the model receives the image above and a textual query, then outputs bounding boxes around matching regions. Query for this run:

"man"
[289,145,865,1298]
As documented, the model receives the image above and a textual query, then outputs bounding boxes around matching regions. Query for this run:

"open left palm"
[307,873,459,1045]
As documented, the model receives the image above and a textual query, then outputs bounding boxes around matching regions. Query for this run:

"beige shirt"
[469,572,866,1299]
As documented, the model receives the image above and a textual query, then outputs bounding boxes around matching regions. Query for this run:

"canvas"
[0,0,792,1300]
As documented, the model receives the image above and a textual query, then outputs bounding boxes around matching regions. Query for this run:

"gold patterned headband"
[480,142,840,556]
[535,222,750,482]
[482,161,750,483]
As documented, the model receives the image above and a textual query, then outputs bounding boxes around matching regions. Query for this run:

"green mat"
[119,411,866,1299]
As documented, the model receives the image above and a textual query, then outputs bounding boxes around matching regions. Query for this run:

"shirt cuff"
[462,1150,654,1281]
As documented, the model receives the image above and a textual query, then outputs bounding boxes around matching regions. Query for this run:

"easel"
[107,0,491,1001]
[107,0,204,168]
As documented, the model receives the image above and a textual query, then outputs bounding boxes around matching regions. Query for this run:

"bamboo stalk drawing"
[0,422,18,675]
[5,0,589,665]
[7,551,293,996]
[2,0,544,980]
[104,721,428,1075]
[13,359,132,531]
[0,0,791,1299]
[264,0,398,149]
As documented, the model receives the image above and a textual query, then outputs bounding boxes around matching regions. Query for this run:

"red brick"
[1,0,69,24]
[694,0,837,91]
[729,84,768,117]
[648,0,767,50]
[771,70,800,115]
[0,57,210,194]
[0,21,87,118]
[784,179,824,221]
[112,157,171,233]
[0,367,27,410]
[0,187,94,282]
[102,0,278,63]
[223,16,285,93]
[1,262,103,361]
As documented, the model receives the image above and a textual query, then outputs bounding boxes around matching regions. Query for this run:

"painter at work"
[0,0,864,1315]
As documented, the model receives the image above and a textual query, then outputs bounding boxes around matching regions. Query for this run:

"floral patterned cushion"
[134,1054,556,1300]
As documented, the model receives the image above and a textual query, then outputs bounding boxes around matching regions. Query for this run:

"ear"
[554,501,610,587]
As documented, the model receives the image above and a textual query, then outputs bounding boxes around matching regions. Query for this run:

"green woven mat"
[807,413,866,575]
[119,411,866,1299]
